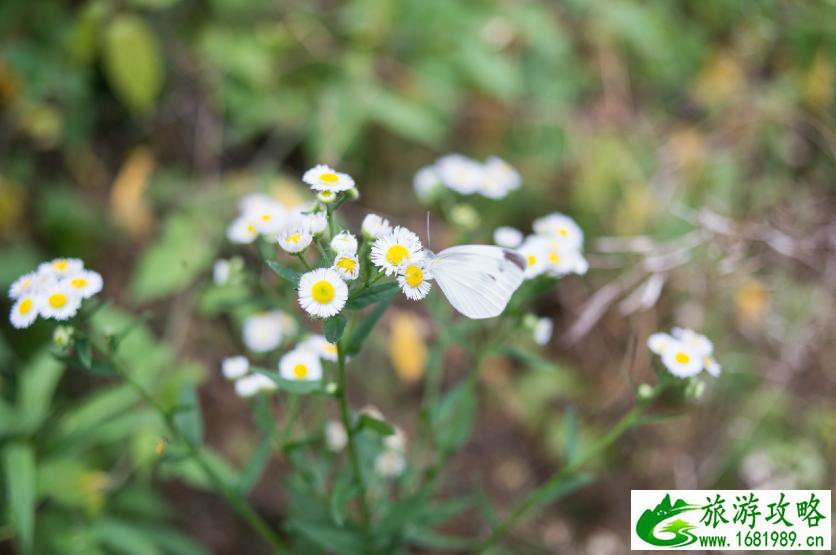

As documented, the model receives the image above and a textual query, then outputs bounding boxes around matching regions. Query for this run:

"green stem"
[295,253,313,271]
[475,403,647,553]
[336,341,375,554]
[107,353,286,551]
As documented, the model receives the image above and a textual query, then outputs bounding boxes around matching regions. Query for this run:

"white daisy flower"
[533,317,554,346]
[303,164,355,192]
[542,240,588,277]
[242,311,286,352]
[660,340,703,378]
[234,374,276,398]
[413,165,443,202]
[39,282,82,321]
[325,420,347,452]
[703,355,722,377]
[298,334,338,362]
[38,258,84,279]
[221,356,249,380]
[383,427,406,452]
[227,216,260,244]
[65,270,103,299]
[479,156,521,199]
[10,294,39,329]
[213,259,231,285]
[239,193,275,214]
[297,268,348,318]
[493,226,524,248]
[533,212,584,249]
[375,449,406,478]
[278,225,313,254]
[302,210,328,235]
[671,327,714,357]
[247,201,286,235]
[397,261,433,300]
[333,254,360,281]
[371,226,424,276]
[330,231,358,255]
[9,272,39,299]
[317,190,337,204]
[361,213,392,239]
[279,348,323,381]
[517,236,548,279]
[435,154,484,195]
[647,332,675,355]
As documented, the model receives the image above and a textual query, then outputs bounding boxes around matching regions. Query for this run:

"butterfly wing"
[430,245,526,319]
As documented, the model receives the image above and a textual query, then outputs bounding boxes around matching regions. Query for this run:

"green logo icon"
[637,494,701,547]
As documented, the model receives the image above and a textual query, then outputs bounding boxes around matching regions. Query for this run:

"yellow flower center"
[19,299,33,315]
[246,224,256,234]
[336,257,356,273]
[53,260,69,272]
[386,245,409,265]
[404,265,424,287]
[70,277,88,289]
[320,172,339,183]
[675,352,690,364]
[311,280,335,304]
[558,228,569,237]
[324,344,337,355]
[261,213,272,221]
[293,364,308,379]
[548,252,560,264]
[49,293,67,309]
[527,255,537,267]
[287,233,301,244]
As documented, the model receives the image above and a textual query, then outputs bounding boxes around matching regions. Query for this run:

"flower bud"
[53,325,74,348]
[637,383,655,400]
[449,204,480,230]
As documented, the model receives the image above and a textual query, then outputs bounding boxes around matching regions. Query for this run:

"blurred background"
[1,0,834,553]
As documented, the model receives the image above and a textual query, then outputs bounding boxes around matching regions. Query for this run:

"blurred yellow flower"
[110,147,155,239]
[388,310,426,384]
[695,50,745,107]
[804,50,833,111]
[735,278,769,328]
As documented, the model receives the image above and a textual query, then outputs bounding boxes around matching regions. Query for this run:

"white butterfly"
[426,245,526,319]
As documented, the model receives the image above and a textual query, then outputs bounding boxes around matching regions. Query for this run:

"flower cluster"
[647,327,721,379]
[222,333,337,397]
[227,192,327,247]
[413,154,521,201]
[496,212,588,280]
[8,258,103,329]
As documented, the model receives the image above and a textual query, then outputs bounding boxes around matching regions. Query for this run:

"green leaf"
[531,473,593,513]
[238,434,273,495]
[564,406,579,464]
[4,442,36,553]
[131,213,216,302]
[355,414,394,437]
[18,351,64,432]
[172,382,203,445]
[329,476,359,527]
[365,86,445,146]
[344,295,396,356]
[252,368,324,395]
[431,381,476,454]
[75,337,93,369]
[405,526,475,551]
[266,260,301,286]
[103,14,164,114]
[345,282,398,310]
[324,315,347,343]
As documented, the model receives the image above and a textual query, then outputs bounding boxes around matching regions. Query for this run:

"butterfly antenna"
[426,211,432,251]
